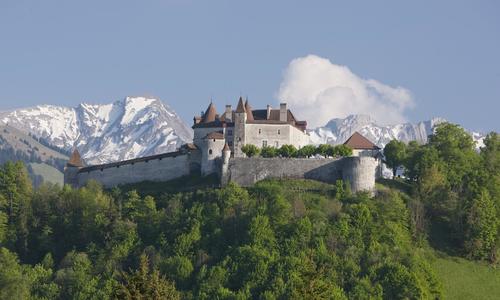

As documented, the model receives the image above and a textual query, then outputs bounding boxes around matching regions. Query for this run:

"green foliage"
[261,146,279,158]
[296,144,316,158]
[383,139,407,177]
[331,144,353,157]
[241,144,260,157]
[316,144,334,157]
[117,254,180,300]
[465,190,498,260]
[278,144,298,158]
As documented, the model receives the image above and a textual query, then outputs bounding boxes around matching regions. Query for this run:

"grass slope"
[29,162,64,185]
[431,254,500,300]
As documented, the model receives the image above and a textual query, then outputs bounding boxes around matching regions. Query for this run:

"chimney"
[279,103,287,122]
[266,105,271,120]
[225,105,232,121]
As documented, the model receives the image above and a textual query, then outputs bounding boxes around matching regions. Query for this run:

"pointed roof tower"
[244,99,254,121]
[202,102,217,123]
[67,149,84,167]
[235,97,246,113]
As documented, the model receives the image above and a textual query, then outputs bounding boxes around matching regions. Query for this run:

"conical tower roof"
[202,102,217,123]
[67,149,84,167]
[244,99,254,121]
[235,97,246,113]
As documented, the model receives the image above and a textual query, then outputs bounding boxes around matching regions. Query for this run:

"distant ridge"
[0,96,193,164]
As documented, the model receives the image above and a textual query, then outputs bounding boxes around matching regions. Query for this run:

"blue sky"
[0,1,498,131]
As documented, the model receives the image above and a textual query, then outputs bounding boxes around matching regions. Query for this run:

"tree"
[332,145,353,157]
[383,140,407,177]
[261,146,278,158]
[316,144,333,157]
[296,145,316,158]
[465,190,498,261]
[241,144,260,157]
[118,254,180,300]
[0,247,30,300]
[279,144,297,158]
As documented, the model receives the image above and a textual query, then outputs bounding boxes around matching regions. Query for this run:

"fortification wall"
[75,153,191,188]
[224,156,377,193]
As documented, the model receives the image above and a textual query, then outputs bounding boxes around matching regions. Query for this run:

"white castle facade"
[65,97,381,193]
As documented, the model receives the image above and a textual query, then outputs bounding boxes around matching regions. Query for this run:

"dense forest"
[0,123,498,299]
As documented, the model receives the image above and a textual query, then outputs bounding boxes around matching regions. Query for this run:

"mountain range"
[0,97,193,164]
[0,97,487,170]
[309,114,486,149]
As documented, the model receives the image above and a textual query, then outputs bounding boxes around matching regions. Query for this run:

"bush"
[316,144,334,157]
[332,145,353,157]
[241,144,260,157]
[279,144,298,158]
[261,146,278,158]
[297,145,316,158]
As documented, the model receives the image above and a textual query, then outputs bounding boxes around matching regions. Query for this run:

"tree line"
[384,124,499,261]
[241,143,353,158]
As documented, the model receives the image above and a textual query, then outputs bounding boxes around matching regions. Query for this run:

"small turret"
[64,149,84,187]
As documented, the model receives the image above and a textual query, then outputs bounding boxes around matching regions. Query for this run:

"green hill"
[0,124,68,185]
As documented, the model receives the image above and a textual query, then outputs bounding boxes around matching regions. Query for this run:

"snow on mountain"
[0,97,193,164]
[309,114,485,149]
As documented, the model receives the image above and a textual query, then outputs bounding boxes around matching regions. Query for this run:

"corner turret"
[233,97,247,157]
[64,149,84,187]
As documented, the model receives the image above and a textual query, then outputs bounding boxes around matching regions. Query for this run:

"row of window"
[258,129,280,135]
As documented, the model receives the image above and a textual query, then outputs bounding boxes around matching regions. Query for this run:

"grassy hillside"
[431,254,500,300]
[377,179,500,300]
[29,162,64,186]
[0,124,68,185]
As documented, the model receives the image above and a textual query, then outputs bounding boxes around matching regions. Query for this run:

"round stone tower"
[341,156,378,195]
[233,97,247,158]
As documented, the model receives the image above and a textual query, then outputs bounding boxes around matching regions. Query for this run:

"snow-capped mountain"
[309,114,485,149]
[0,97,193,164]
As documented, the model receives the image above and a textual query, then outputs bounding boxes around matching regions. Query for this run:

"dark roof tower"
[202,102,217,123]
[235,97,246,113]
[67,149,84,167]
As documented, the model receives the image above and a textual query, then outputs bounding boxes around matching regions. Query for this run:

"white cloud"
[277,55,415,127]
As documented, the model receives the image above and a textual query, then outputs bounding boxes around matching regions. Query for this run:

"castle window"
[209,149,213,155]
[278,129,280,135]
[275,141,279,147]
[259,129,261,134]
[262,140,267,147]
[227,129,232,136]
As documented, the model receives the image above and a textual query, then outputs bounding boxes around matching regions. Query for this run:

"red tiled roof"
[245,99,254,121]
[343,132,380,150]
[204,131,225,139]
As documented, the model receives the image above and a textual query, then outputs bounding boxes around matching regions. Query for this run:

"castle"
[64,97,380,193]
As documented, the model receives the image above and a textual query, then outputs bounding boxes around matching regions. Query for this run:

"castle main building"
[64,97,379,194]
[193,97,309,175]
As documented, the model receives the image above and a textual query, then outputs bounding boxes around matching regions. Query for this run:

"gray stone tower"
[64,149,84,188]
[233,97,247,158]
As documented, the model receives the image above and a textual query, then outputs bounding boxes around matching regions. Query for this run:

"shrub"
[241,144,260,157]
[316,144,334,157]
[279,144,298,158]
[261,146,278,158]
[332,145,353,157]
[297,145,316,158]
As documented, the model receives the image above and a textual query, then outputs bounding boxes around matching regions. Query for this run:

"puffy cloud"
[277,55,415,127]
